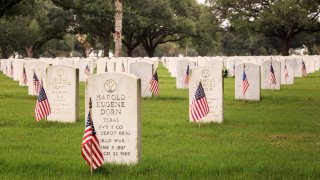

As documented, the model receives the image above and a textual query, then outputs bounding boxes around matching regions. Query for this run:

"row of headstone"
[162,56,320,89]
[1,59,143,165]
[1,55,319,167]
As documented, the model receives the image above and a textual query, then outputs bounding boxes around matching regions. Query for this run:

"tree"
[191,5,220,56]
[52,0,114,57]
[141,0,198,57]
[5,0,72,57]
[209,0,320,56]
[0,0,24,17]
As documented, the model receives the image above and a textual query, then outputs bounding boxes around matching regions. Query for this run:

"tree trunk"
[1,44,9,59]
[127,48,133,57]
[281,37,290,56]
[25,46,34,58]
[142,41,155,57]
[145,48,154,57]
[103,33,110,57]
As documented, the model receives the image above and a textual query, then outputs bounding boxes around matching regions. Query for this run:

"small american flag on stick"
[242,65,249,96]
[149,70,159,96]
[82,98,104,172]
[184,64,190,86]
[33,72,40,95]
[35,85,51,122]
[22,66,27,85]
[269,63,276,85]
[190,82,209,122]
[84,65,91,76]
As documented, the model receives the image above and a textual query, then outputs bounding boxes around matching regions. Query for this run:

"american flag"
[35,85,51,121]
[184,64,190,86]
[149,70,159,95]
[33,72,40,95]
[190,82,209,121]
[301,61,307,77]
[269,64,276,85]
[284,64,289,80]
[22,66,27,85]
[82,112,104,170]
[242,67,249,96]
[84,65,91,76]
[105,62,108,72]
[122,62,125,72]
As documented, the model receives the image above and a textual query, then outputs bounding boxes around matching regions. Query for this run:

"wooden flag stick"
[89,97,93,175]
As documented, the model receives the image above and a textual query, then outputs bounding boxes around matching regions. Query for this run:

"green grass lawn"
[0,64,319,179]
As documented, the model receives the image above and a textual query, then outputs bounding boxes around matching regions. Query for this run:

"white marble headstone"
[176,60,196,89]
[235,63,260,101]
[25,61,51,96]
[85,73,141,165]
[261,60,281,90]
[129,62,154,97]
[189,66,223,123]
[46,65,79,122]
[281,59,294,85]
[97,59,116,73]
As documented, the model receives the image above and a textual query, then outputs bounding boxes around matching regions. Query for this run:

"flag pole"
[243,64,245,103]
[33,69,35,95]
[144,68,158,96]
[89,97,93,175]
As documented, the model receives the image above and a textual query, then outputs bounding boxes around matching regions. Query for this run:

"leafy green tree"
[0,17,15,58]
[191,5,220,56]
[209,0,320,56]
[0,0,24,17]
[5,0,72,57]
[52,0,114,57]
[141,0,198,57]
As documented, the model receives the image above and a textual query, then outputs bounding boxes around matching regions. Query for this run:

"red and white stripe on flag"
[149,71,159,95]
[269,64,276,85]
[35,86,51,121]
[190,82,209,121]
[82,112,104,169]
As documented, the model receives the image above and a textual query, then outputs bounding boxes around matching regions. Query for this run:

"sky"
[197,0,206,4]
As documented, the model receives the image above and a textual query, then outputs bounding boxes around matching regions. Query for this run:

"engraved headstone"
[261,60,281,90]
[281,59,294,85]
[115,58,128,72]
[78,59,91,82]
[169,58,178,77]
[235,63,260,101]
[176,60,196,89]
[291,57,303,77]
[46,65,79,122]
[206,57,224,70]
[25,61,51,96]
[97,59,116,73]
[85,73,141,165]
[189,66,223,123]
[129,62,153,97]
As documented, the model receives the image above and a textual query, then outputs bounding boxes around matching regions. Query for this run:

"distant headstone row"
[0,55,319,167]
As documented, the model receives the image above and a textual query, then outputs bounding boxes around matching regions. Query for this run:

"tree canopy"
[0,0,319,58]
[209,0,320,55]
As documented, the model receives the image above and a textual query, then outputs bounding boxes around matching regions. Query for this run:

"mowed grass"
[0,64,319,179]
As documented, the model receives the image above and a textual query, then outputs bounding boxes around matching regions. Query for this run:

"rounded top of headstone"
[86,72,140,82]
